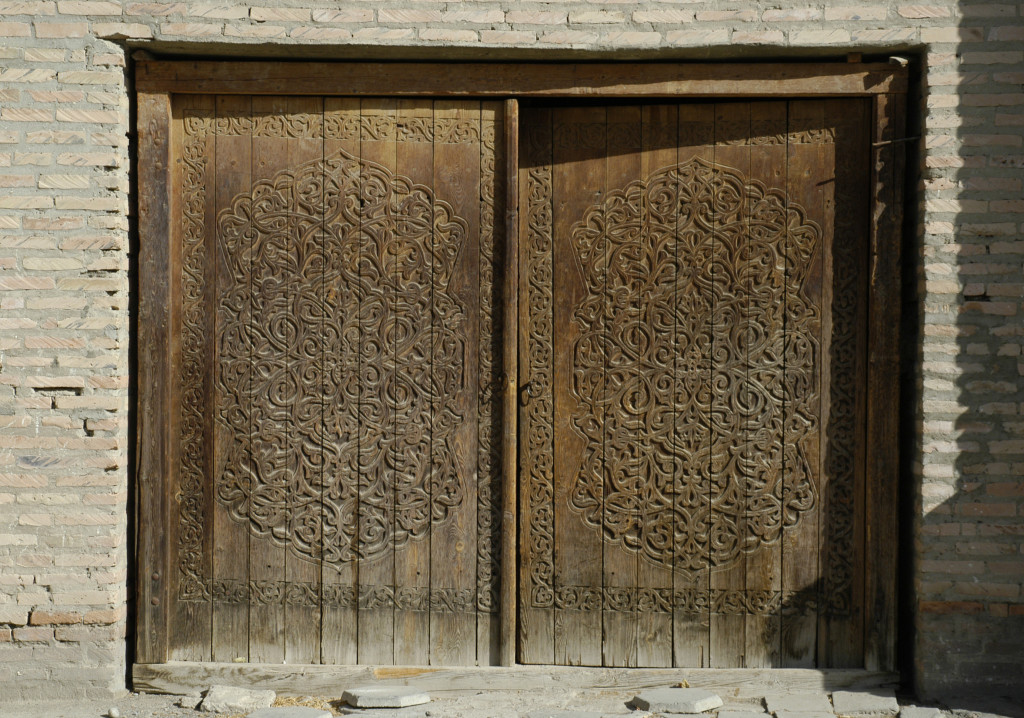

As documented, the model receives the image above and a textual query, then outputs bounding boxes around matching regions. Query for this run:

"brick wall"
[0,0,1020,702]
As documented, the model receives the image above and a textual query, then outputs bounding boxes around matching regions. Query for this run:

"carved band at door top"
[568,158,819,574]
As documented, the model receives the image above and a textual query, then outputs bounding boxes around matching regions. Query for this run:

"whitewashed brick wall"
[0,0,1021,701]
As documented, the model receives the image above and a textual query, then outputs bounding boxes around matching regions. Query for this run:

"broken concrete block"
[199,685,276,713]
[631,687,723,713]
[342,686,431,708]
[898,707,943,718]
[764,693,834,715]
[832,691,899,717]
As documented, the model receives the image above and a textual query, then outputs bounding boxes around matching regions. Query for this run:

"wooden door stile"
[136,90,173,665]
[518,107,555,665]
[817,98,871,667]
[500,98,518,668]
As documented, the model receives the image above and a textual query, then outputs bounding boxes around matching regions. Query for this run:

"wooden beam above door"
[136,60,907,98]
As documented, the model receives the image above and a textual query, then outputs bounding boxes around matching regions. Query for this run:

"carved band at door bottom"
[183,579,488,612]
[538,586,818,615]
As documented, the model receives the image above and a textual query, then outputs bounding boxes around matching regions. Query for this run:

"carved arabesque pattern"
[178,111,211,601]
[524,124,555,608]
[215,146,468,566]
[568,157,820,575]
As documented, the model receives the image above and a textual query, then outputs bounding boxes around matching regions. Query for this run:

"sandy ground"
[1,686,1020,718]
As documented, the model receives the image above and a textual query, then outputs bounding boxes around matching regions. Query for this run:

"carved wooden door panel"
[165,95,504,665]
[518,100,871,668]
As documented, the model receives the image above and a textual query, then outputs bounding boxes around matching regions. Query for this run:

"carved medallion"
[215,147,469,566]
[567,157,820,575]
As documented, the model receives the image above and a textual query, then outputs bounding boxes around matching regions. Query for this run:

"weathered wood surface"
[134,662,898,697]
[137,61,909,97]
[152,95,504,666]
[136,90,173,665]
[500,98,518,668]
[517,99,875,668]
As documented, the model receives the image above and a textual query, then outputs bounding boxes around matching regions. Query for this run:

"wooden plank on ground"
[134,662,899,697]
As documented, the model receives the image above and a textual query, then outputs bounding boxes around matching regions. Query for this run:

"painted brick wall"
[0,0,1020,702]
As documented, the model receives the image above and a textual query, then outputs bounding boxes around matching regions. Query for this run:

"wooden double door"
[142,87,888,669]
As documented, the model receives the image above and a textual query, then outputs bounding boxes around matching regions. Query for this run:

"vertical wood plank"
[552,106,604,667]
[136,90,172,664]
[499,98,518,668]
[636,103,678,668]
[167,93,215,662]
[429,100,481,666]
[283,95,324,665]
[518,107,555,665]
[356,97,398,665]
[709,101,750,669]
[602,104,642,669]
[321,96,361,666]
[390,100,434,667]
[781,100,826,667]
[819,98,871,668]
[743,101,788,668]
[865,92,903,672]
[672,103,715,668]
[211,94,251,663]
[248,95,289,664]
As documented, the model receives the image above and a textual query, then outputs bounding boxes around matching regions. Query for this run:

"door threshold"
[133,662,898,697]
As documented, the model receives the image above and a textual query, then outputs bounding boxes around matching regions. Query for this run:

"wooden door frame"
[135,58,907,671]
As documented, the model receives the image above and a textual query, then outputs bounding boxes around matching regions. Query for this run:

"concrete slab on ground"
[764,693,834,714]
[631,688,723,713]
[342,687,430,708]
[831,691,899,717]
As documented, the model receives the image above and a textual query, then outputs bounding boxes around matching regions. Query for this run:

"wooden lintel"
[136,61,908,97]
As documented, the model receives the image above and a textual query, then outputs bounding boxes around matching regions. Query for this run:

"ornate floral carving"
[567,157,820,575]
[215,147,469,565]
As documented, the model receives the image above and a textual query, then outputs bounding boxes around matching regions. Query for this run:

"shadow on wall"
[910,0,1024,707]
